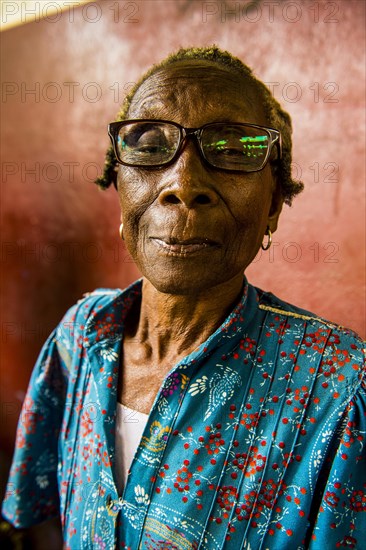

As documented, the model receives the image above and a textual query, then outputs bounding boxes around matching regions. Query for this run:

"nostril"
[161,191,214,206]
[164,194,181,204]
[195,194,211,205]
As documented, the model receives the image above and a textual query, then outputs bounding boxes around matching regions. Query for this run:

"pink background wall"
[1,0,365,473]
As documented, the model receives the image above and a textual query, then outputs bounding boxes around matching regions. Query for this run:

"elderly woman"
[2,47,365,550]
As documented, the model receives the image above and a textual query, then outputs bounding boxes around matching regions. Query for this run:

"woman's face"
[117,61,283,295]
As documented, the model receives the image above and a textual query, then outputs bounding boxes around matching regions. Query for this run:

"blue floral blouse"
[2,279,366,549]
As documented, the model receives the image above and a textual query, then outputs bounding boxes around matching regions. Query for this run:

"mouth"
[151,236,220,255]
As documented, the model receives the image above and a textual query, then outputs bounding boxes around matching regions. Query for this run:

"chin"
[145,273,205,295]
[151,281,208,296]
[141,265,239,297]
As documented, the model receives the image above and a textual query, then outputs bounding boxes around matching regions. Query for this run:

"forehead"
[127,60,268,126]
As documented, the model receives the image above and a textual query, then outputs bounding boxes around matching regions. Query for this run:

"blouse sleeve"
[309,375,366,548]
[2,320,72,528]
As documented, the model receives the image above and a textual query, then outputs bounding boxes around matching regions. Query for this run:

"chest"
[117,348,176,414]
[60,316,353,550]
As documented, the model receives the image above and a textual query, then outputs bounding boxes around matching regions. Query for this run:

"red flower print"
[93,313,119,341]
[234,479,287,522]
[349,490,366,512]
[216,485,239,517]
[337,535,357,548]
[231,446,267,478]
[324,491,339,507]
[81,410,93,437]
[21,398,40,435]
[235,491,256,521]
[202,426,225,456]
[239,337,256,354]
[333,349,351,367]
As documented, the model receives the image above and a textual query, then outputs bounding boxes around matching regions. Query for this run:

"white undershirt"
[115,402,149,494]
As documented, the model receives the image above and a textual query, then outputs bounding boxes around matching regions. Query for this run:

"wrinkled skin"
[118,61,283,297]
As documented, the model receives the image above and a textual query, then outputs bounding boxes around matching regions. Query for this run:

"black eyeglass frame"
[108,119,282,173]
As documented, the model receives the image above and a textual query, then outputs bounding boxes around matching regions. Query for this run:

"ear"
[267,185,284,233]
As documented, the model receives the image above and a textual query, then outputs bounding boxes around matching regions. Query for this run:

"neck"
[125,274,245,365]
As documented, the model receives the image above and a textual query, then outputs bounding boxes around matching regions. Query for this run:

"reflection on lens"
[202,125,270,171]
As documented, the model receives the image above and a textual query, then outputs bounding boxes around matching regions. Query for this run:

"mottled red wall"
[1,0,365,467]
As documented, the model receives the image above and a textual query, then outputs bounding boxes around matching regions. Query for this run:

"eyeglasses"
[108,119,282,173]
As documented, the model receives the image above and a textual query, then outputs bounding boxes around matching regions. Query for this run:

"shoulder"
[74,288,124,324]
[54,280,142,356]
[256,285,363,339]
[253,285,365,385]
[55,288,121,340]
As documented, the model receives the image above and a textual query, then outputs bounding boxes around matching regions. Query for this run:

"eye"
[218,144,244,157]
[204,139,249,159]
[117,122,180,165]
[122,125,169,151]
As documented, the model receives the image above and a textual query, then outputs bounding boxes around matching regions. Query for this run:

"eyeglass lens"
[116,121,271,170]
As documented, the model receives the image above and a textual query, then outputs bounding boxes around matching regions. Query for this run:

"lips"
[151,236,220,255]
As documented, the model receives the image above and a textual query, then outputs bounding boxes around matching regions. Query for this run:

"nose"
[158,142,220,209]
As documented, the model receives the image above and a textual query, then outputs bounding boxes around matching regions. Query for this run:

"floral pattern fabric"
[2,279,366,549]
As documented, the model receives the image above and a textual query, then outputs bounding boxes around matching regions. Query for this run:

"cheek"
[117,173,151,260]
[226,177,274,260]
[226,173,273,226]
[117,168,157,227]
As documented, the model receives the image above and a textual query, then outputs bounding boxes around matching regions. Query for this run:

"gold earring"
[119,223,124,240]
[261,227,272,251]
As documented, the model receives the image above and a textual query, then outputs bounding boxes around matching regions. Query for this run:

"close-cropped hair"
[96,45,304,205]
